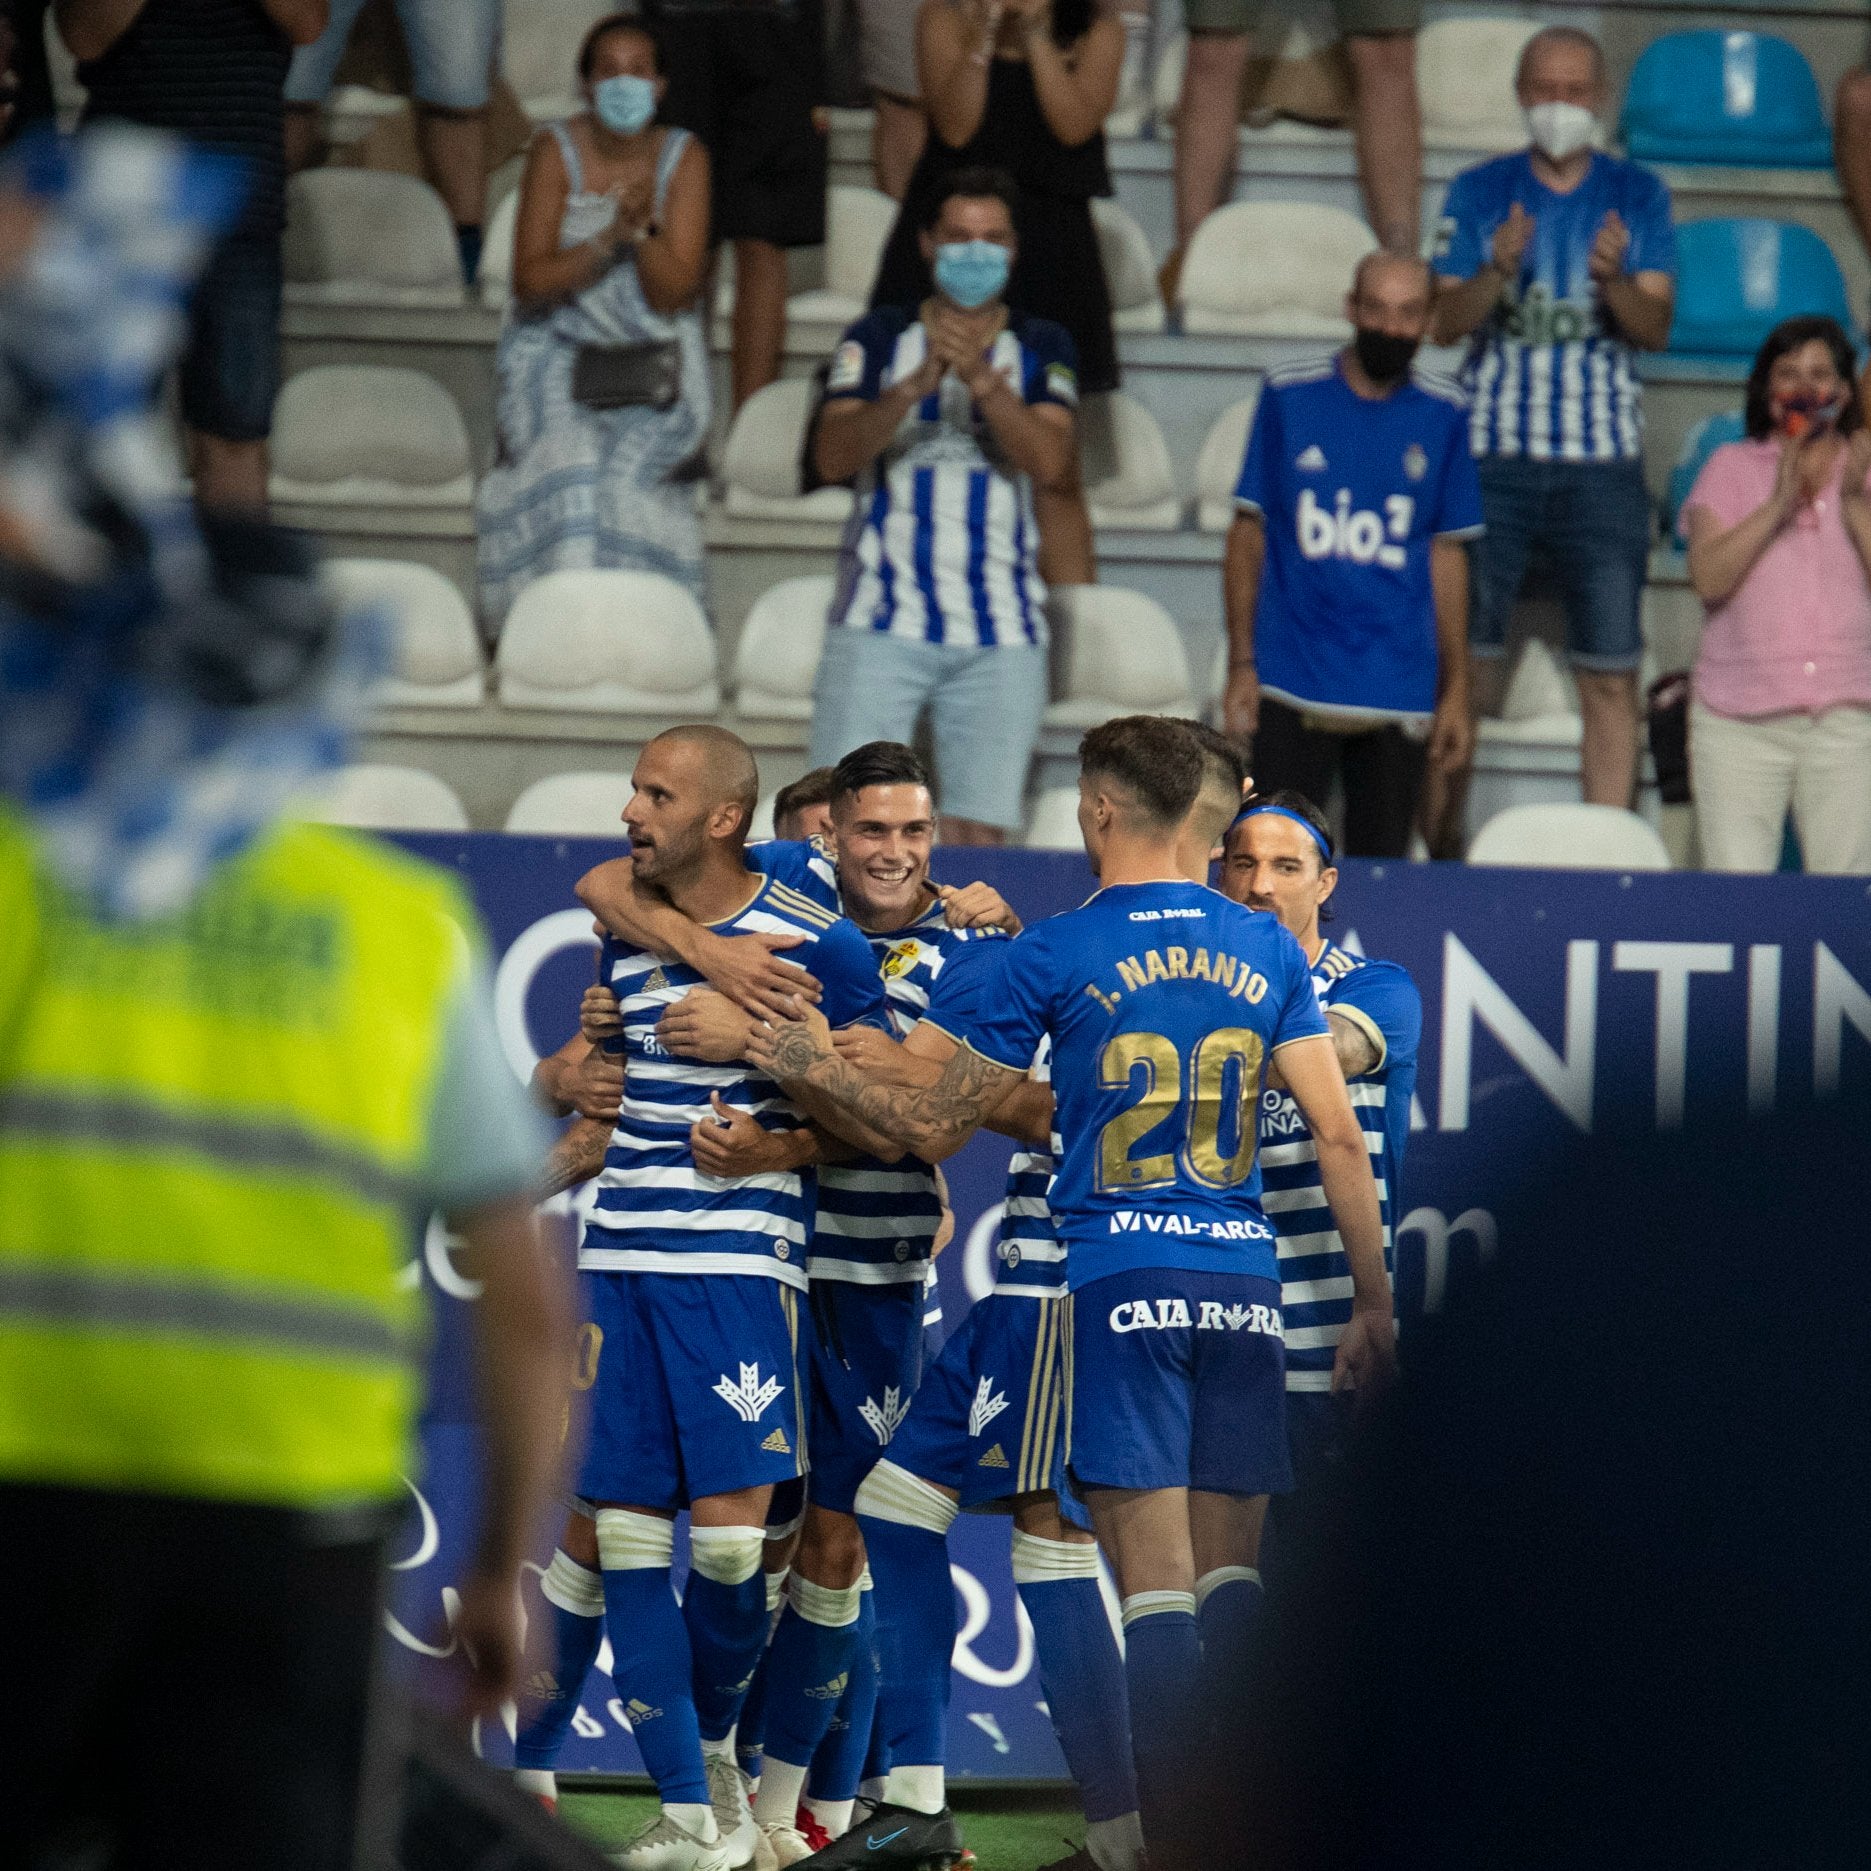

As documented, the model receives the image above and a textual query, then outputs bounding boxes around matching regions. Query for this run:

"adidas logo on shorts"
[761,1426,791,1453]
[978,1443,1010,1469]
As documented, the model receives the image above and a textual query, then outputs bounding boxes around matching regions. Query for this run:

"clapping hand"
[1588,209,1630,285]
[1490,202,1534,276]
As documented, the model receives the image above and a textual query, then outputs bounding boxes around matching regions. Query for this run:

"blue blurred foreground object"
[1621,31,1832,169]
[0,124,382,921]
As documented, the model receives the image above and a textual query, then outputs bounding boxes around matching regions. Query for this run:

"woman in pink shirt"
[1683,315,1871,873]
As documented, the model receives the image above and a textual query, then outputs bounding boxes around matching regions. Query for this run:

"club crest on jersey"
[714,1363,784,1423]
[880,938,930,980]
[1403,443,1428,481]
[859,1386,911,1444]
[968,1377,1011,1438]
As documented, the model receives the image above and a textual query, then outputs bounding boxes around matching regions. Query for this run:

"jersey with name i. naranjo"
[1259,941,1421,1392]
[748,840,1004,1283]
[957,882,1329,1290]
[582,871,890,1288]
[1235,358,1484,720]
[822,304,1078,650]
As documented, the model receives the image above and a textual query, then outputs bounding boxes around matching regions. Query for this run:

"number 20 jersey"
[957,881,1328,1291]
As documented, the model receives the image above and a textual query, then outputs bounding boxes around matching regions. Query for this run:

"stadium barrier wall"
[385,836,1871,1781]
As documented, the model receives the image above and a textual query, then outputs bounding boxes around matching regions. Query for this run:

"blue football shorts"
[804,1278,927,1514]
[577,1269,807,1510]
[1066,1268,1292,1498]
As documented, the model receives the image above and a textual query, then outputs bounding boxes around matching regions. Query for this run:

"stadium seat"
[309,763,470,832]
[495,568,721,714]
[324,558,486,709]
[479,187,519,308]
[282,170,467,308]
[721,379,856,521]
[1093,198,1166,335]
[785,185,899,329]
[1416,18,1541,151]
[1468,802,1672,869]
[503,0,610,115]
[1622,31,1831,168]
[1045,585,1197,728]
[1668,218,1852,360]
[1665,409,1748,545]
[504,771,632,836]
[1024,784,1087,851]
[1193,392,1260,531]
[1080,393,1182,531]
[732,575,833,720]
[270,367,474,507]
[1179,202,1375,338]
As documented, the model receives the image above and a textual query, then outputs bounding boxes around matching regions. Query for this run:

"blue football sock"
[1195,1566,1264,1762]
[514,1551,606,1770]
[751,1574,864,1823]
[808,1584,878,1802]
[736,1636,775,1779]
[684,1526,769,1744]
[1121,1592,1202,1871]
[1013,1537,1137,1825]
[598,1512,709,1807]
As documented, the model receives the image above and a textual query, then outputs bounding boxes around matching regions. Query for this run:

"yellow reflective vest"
[0,807,472,1509]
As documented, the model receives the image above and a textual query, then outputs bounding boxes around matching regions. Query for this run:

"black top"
[917,55,1111,203]
[78,0,293,237]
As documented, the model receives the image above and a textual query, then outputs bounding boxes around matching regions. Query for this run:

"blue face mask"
[593,73,657,136]
[933,239,1010,310]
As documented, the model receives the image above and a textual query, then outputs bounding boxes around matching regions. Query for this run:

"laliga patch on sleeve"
[1045,361,1078,407]
[827,340,866,394]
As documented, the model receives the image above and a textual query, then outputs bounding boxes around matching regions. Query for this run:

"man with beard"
[1221,251,1480,858]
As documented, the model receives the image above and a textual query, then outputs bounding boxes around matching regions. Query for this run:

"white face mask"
[1525,99,1597,161]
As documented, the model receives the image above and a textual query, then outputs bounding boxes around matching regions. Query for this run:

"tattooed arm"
[541,1116,611,1198]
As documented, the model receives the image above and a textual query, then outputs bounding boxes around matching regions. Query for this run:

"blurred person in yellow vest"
[0,123,571,1870]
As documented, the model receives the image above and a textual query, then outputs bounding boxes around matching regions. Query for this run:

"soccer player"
[565,725,897,1871]
[749,717,1396,1871]
[773,768,838,842]
[1221,790,1420,1524]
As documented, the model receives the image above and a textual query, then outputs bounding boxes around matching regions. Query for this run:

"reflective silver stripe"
[0,1265,412,1363]
[0,1090,413,1209]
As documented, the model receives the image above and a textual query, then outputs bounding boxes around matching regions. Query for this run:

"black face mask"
[1353,326,1419,385]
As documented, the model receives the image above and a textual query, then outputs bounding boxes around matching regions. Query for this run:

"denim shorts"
[808,627,1049,832]
[179,234,283,444]
[285,0,500,110]
[1471,455,1651,672]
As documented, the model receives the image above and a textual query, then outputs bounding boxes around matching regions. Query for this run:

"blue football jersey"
[583,871,890,1287]
[1235,358,1483,719]
[956,883,1329,1290]
[1259,943,1420,1391]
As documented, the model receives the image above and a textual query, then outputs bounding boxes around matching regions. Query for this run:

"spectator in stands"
[57,0,331,513]
[0,2,50,140]
[869,0,1122,583]
[810,166,1077,845]
[282,0,500,284]
[773,765,838,840]
[1430,25,1675,838]
[654,0,828,413]
[862,0,925,197]
[475,13,711,628]
[1168,0,1421,288]
[1680,316,1871,874]
[1222,253,1479,858]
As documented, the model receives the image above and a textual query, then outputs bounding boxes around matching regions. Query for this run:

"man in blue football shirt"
[1223,251,1481,857]
[1431,25,1676,837]
[750,717,1395,1871]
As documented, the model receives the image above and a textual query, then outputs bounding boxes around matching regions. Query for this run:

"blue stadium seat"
[1621,31,1831,168]
[1665,410,1747,545]
[1668,219,1851,360]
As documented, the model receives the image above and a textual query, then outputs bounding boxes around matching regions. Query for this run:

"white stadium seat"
[504,772,632,836]
[1179,202,1376,338]
[1080,393,1182,531]
[1417,18,1542,151]
[1093,198,1166,335]
[1478,639,1583,749]
[786,185,899,329]
[309,763,470,832]
[721,380,855,521]
[324,559,486,709]
[283,170,466,308]
[1468,804,1673,871]
[732,575,833,720]
[479,186,520,308]
[503,0,610,115]
[270,367,474,507]
[1045,585,1197,728]
[495,568,721,714]
[1025,785,1087,851]
[1193,392,1261,532]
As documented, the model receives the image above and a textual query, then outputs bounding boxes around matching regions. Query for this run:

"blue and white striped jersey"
[1434,150,1675,463]
[580,872,891,1288]
[1259,941,1421,1392]
[822,305,1077,649]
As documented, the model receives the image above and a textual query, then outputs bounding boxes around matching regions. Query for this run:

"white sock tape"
[765,1569,789,1614]
[541,1548,606,1616]
[689,1524,765,1586]
[1194,1565,1262,1611]
[1010,1532,1100,1586]
[789,1572,863,1629]
[596,1507,674,1572]
[1119,1589,1196,1628]
[854,1460,959,1536]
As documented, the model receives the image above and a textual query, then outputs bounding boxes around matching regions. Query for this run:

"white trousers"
[1690,700,1871,874]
